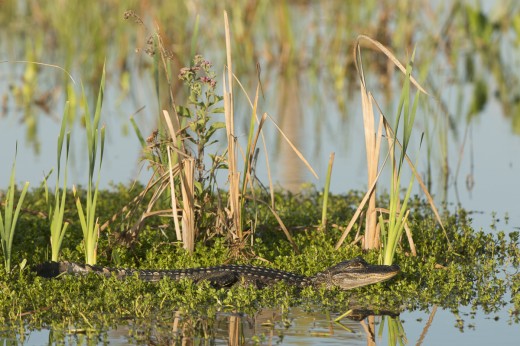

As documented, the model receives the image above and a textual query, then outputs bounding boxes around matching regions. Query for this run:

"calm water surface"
[13,306,520,345]
[0,1,519,345]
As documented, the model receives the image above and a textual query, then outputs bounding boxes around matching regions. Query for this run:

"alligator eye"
[347,259,368,269]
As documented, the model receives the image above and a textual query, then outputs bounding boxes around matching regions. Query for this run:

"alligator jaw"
[312,257,400,290]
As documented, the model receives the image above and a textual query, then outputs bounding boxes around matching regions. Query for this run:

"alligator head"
[311,257,400,290]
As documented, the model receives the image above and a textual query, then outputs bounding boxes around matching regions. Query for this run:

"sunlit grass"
[335,35,445,264]
[0,11,451,269]
[380,51,421,265]
[0,145,29,272]
[44,102,71,262]
[73,66,106,265]
[117,11,318,254]
[321,152,335,230]
[223,11,241,242]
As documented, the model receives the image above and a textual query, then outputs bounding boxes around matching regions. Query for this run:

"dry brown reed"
[223,11,242,241]
[335,35,446,253]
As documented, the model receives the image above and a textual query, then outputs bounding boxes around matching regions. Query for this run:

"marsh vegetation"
[1,1,519,344]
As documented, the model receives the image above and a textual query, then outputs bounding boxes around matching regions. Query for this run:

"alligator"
[33,257,400,290]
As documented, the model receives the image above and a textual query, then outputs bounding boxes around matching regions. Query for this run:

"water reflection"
[1,1,520,228]
[3,1,520,192]
[277,64,305,192]
[35,306,405,345]
[9,300,519,345]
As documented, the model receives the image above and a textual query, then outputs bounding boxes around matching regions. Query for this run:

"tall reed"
[44,103,71,262]
[381,51,421,265]
[121,11,316,253]
[223,11,241,240]
[321,152,335,230]
[0,146,30,272]
[222,10,317,250]
[334,36,446,262]
[73,67,106,265]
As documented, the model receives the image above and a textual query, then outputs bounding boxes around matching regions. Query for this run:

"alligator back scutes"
[140,264,312,287]
[33,261,313,288]
[33,258,400,290]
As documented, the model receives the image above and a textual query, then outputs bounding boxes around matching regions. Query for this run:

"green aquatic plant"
[73,66,106,265]
[177,54,224,187]
[123,13,315,253]
[382,314,407,346]
[0,145,29,273]
[43,102,71,262]
[335,36,426,253]
[0,184,517,336]
[334,36,447,266]
[130,51,225,252]
[320,152,335,230]
[380,52,421,266]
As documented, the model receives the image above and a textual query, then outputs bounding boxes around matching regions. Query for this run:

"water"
[10,305,519,345]
[0,1,519,345]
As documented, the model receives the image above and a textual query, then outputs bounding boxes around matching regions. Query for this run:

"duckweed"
[0,186,517,332]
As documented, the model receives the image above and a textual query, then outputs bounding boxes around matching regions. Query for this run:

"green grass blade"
[321,152,335,229]
[73,66,105,265]
[190,14,200,57]
[73,186,88,238]
[4,163,16,238]
[7,182,29,269]
[1,145,29,272]
[50,101,71,256]
[93,65,105,130]
[130,116,147,148]
[99,125,105,169]
[240,86,259,195]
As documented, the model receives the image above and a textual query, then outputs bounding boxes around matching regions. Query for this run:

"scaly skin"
[33,257,400,290]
